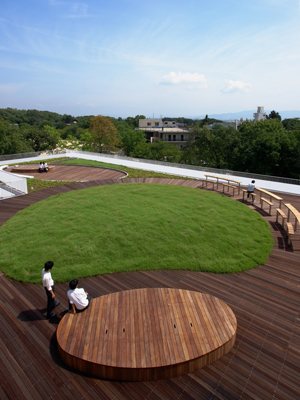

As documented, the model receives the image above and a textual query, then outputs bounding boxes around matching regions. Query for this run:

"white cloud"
[160,71,207,89]
[222,80,252,94]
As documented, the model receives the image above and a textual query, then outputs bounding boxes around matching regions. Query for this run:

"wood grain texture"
[57,288,237,381]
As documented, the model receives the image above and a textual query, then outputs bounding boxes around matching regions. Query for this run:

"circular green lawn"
[0,184,274,283]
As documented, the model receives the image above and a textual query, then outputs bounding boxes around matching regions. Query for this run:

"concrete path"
[1,151,299,195]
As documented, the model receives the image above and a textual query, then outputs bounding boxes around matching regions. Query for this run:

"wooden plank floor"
[1,174,300,399]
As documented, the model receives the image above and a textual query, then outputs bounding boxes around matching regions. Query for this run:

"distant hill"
[192,110,300,121]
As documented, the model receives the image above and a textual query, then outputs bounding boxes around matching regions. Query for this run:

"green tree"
[125,115,146,128]
[89,115,119,153]
[122,129,146,156]
[150,139,181,162]
[0,108,64,126]
[282,118,300,131]
[267,110,281,121]
[237,119,300,176]
[22,125,58,151]
[181,125,240,169]
[131,139,181,162]
[62,114,74,124]
[197,115,223,128]
[112,118,146,156]
[58,124,86,140]
[0,118,33,155]
[130,141,152,159]
[56,121,67,130]
[79,131,93,151]
[76,116,93,129]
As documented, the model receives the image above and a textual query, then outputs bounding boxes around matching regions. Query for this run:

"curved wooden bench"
[221,183,236,195]
[261,197,273,215]
[285,203,300,231]
[242,190,256,204]
[276,208,287,228]
[286,222,294,245]
[200,179,216,190]
[256,187,282,209]
[204,174,241,194]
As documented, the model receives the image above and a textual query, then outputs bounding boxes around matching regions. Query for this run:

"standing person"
[67,279,91,314]
[247,180,255,199]
[39,162,44,173]
[41,261,60,319]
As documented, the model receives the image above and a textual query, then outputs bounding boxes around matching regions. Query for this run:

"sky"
[1,0,300,118]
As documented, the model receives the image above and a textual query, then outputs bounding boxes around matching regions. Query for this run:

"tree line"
[182,118,300,178]
[1,108,300,178]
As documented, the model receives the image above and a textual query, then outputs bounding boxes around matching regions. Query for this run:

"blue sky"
[1,0,300,118]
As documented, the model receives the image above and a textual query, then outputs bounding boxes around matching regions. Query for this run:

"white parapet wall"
[0,169,28,198]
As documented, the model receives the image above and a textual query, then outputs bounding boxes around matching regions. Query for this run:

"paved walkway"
[1,151,300,195]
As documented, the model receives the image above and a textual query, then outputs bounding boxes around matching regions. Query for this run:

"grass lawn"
[0,183,273,283]
[27,178,76,193]
[59,157,194,179]
[9,157,193,193]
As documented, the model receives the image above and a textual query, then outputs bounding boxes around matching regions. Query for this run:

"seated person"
[44,162,49,172]
[247,180,255,199]
[39,162,44,173]
[67,279,91,314]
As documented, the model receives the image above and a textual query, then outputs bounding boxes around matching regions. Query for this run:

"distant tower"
[253,106,267,121]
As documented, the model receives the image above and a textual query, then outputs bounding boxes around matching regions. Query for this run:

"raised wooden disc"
[10,165,55,173]
[57,288,237,381]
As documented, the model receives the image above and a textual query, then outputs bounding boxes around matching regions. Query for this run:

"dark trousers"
[44,287,56,317]
[247,190,253,198]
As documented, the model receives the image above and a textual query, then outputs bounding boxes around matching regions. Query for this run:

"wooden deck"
[57,289,237,381]
[10,165,56,173]
[5,164,127,181]
[1,174,300,399]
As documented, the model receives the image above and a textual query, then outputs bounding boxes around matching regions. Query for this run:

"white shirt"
[67,288,89,310]
[248,183,255,191]
[42,269,54,291]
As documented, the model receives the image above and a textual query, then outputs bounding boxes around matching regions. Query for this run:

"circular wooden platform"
[57,288,237,381]
[10,165,55,173]
[6,164,127,181]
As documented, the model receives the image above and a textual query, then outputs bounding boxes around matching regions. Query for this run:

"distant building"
[210,119,244,130]
[139,119,190,149]
[253,106,267,121]
[139,119,163,129]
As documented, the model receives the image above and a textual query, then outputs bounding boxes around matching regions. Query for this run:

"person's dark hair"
[252,180,255,183]
[44,261,54,271]
[69,279,78,290]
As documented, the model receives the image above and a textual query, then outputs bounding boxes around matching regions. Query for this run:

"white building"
[253,106,267,121]
[139,119,190,149]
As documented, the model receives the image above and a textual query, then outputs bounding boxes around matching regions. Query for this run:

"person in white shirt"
[44,162,49,172]
[41,261,60,319]
[39,162,44,173]
[67,279,91,314]
[247,180,255,199]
